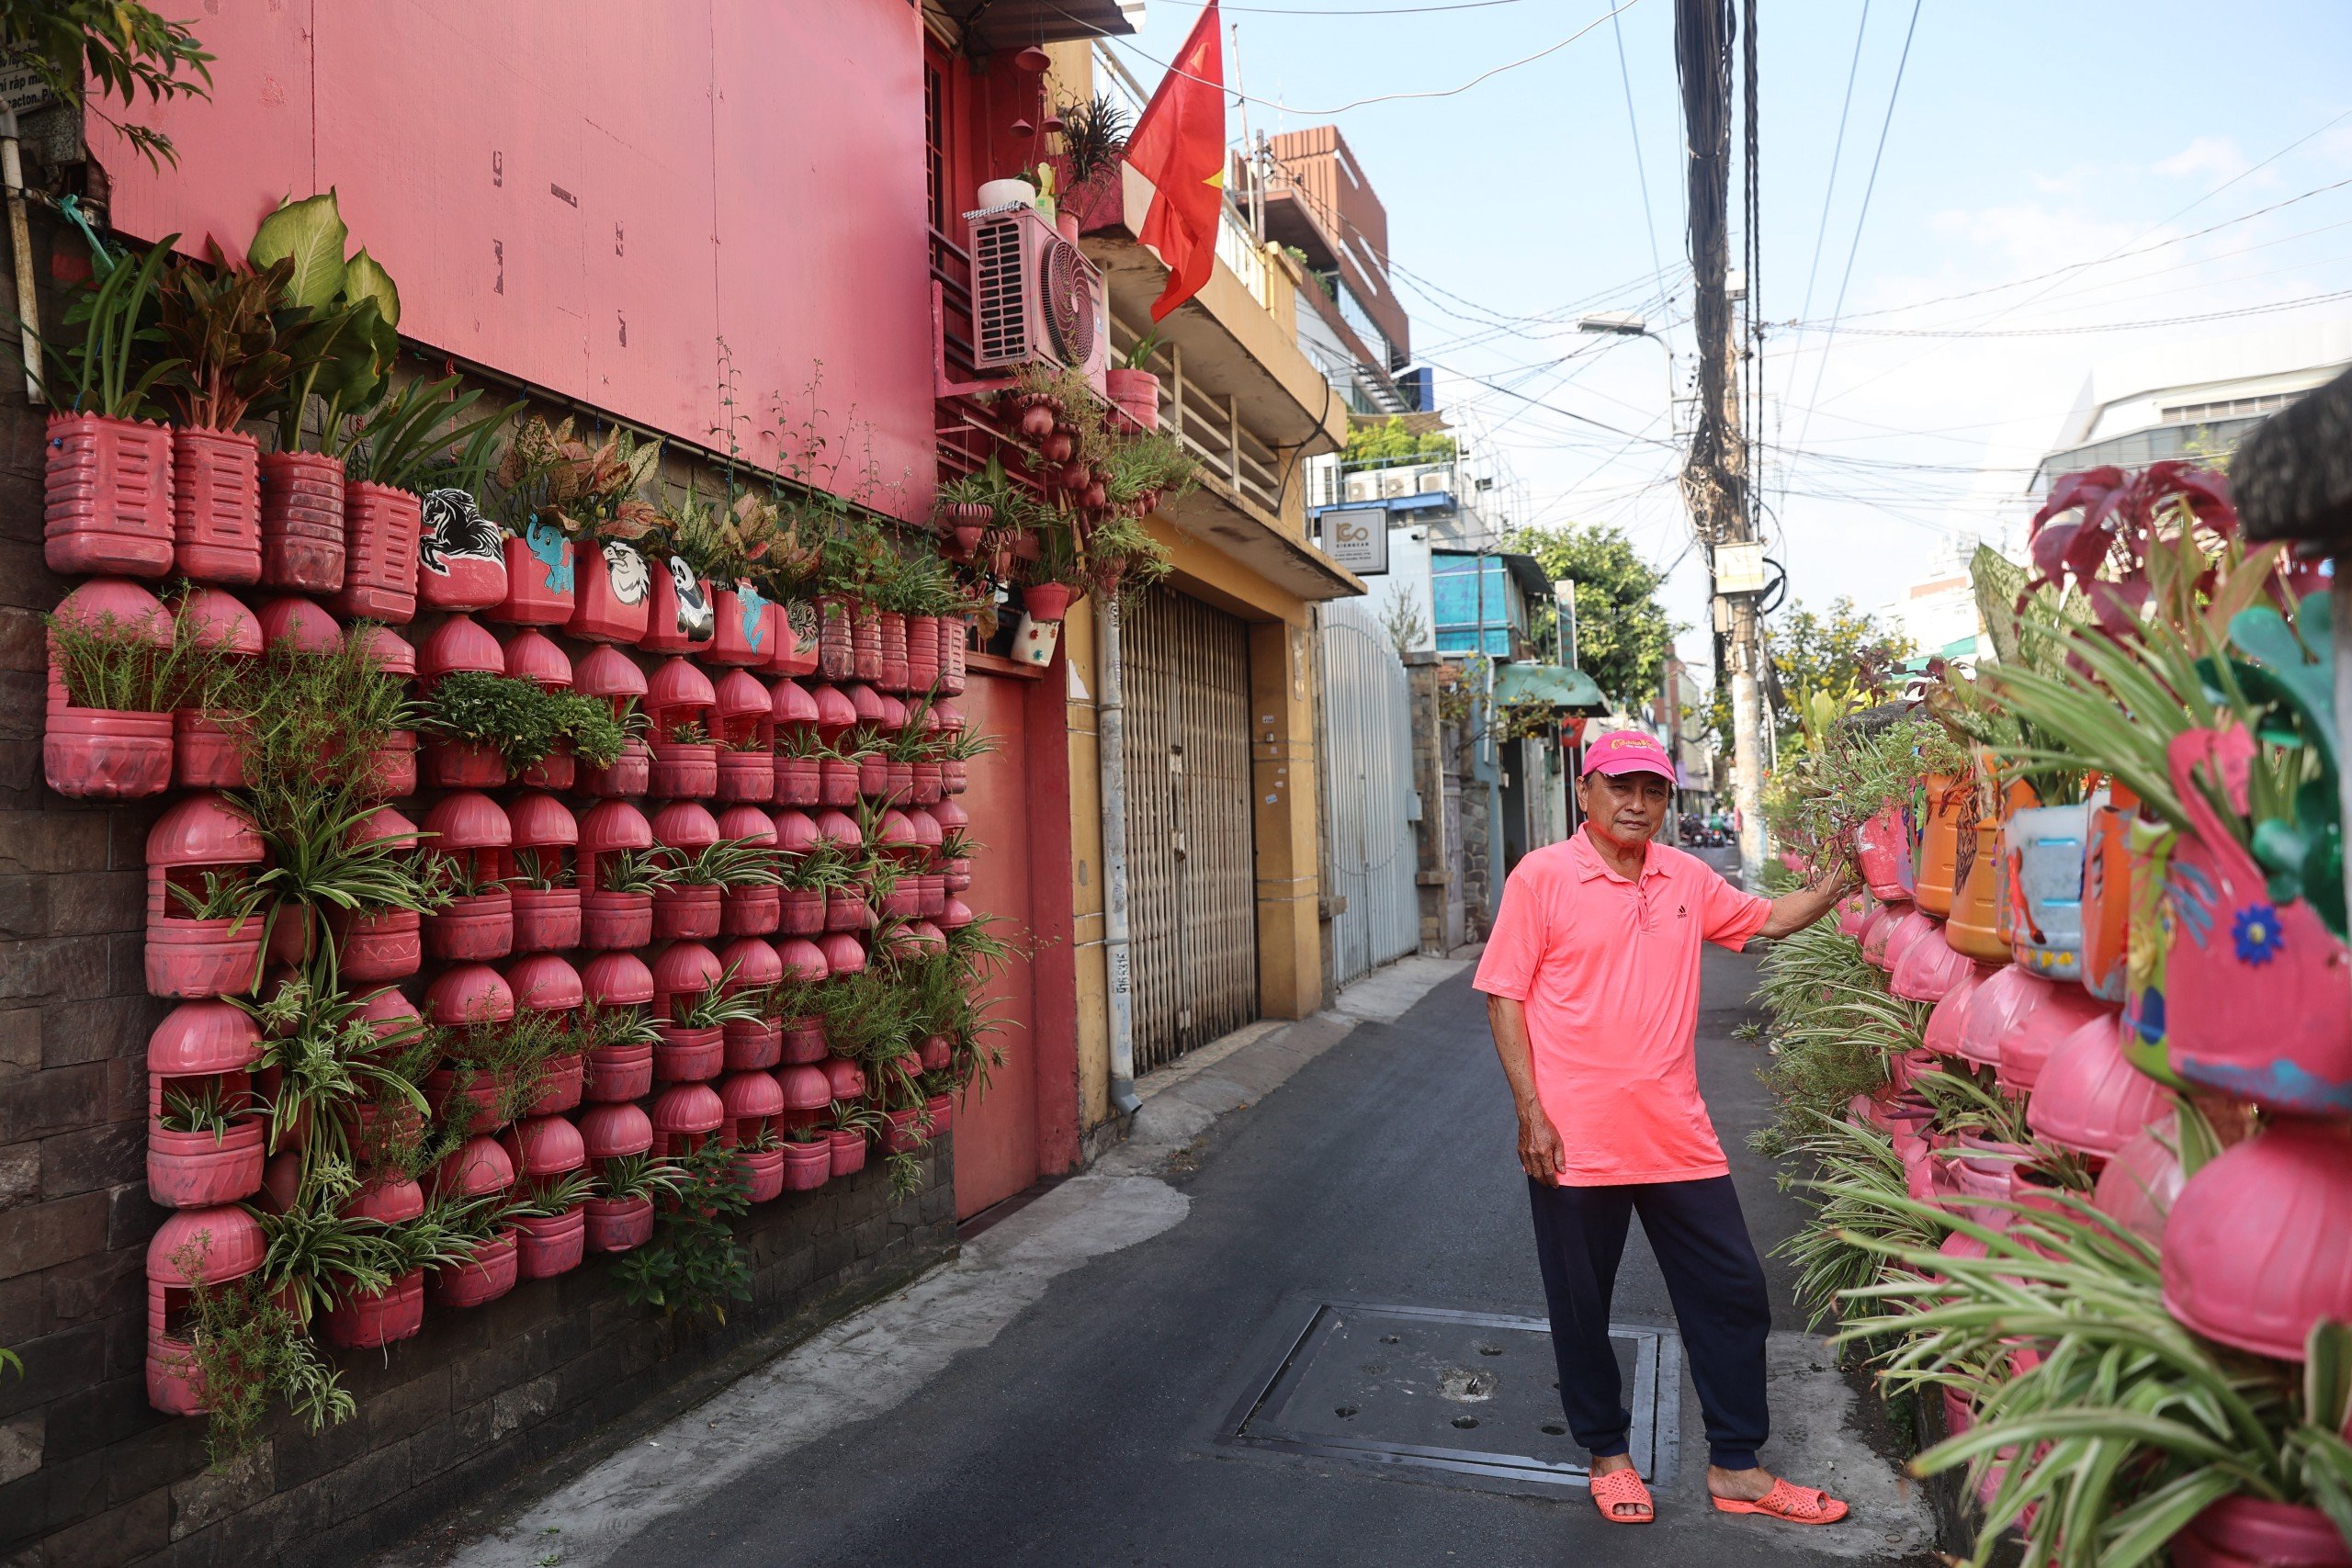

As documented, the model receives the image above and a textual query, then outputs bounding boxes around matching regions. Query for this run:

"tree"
[1506,523,1679,711]
[1702,596,1914,759]
[1344,416,1455,467]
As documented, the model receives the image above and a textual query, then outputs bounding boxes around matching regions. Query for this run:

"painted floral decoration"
[2231,902,2285,966]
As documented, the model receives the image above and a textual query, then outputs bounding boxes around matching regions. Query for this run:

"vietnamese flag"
[1125,2,1226,321]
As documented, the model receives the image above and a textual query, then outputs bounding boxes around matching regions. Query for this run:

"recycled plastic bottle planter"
[873,609,909,693]
[710,584,775,667]
[718,937,784,1068]
[716,810,780,936]
[333,806,425,982]
[765,600,820,679]
[48,412,175,577]
[1953,964,2056,1073]
[257,449,345,593]
[322,1179,428,1348]
[424,1066,512,1137]
[2091,1118,2184,1247]
[336,480,421,622]
[1854,801,1916,902]
[579,1100,654,1164]
[513,1206,586,1280]
[582,891,653,953]
[828,1127,868,1179]
[367,730,418,800]
[569,539,652,644]
[782,1136,831,1190]
[651,800,723,939]
[171,587,263,790]
[651,1081,726,1156]
[506,793,582,953]
[145,793,266,998]
[1912,776,1965,917]
[2078,784,2137,1003]
[2163,1117,2352,1361]
[1860,902,1905,970]
[44,578,175,799]
[714,671,775,804]
[145,1204,266,1415]
[428,1229,521,1309]
[2163,731,2352,1114]
[926,1093,954,1138]
[1993,987,2115,1098]
[414,488,504,609]
[526,1052,585,1117]
[881,1106,929,1154]
[497,525,575,625]
[641,553,716,656]
[2007,801,2092,981]
[2118,818,2185,1088]
[2027,1010,2170,1160]
[653,1022,723,1082]
[423,792,514,960]
[647,658,718,799]
[145,1000,266,1208]
[2170,1497,2352,1568]
[851,604,884,683]
[816,597,855,681]
[940,615,970,696]
[169,427,261,585]
[1890,919,1973,1003]
[583,1194,655,1252]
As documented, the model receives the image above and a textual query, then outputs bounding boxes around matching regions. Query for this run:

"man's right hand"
[1518,1109,1566,1184]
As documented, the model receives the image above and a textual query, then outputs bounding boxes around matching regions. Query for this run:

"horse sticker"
[417,489,501,576]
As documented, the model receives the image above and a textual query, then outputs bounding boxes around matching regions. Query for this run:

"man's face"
[1578,769,1672,850]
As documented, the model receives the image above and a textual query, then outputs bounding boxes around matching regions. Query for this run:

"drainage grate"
[1215,1301,1677,1490]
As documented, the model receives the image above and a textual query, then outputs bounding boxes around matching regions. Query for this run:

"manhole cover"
[1215,1301,1677,1489]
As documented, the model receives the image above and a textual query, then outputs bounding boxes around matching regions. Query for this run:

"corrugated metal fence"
[1318,599,1421,986]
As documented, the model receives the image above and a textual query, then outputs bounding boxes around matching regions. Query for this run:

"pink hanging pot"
[828,1126,867,1177]
[322,1270,426,1350]
[782,1137,831,1190]
[2026,1011,2169,1160]
[583,1195,655,1252]
[1890,918,1972,1002]
[2163,728,2352,1115]
[2171,1497,2352,1568]
[496,525,576,625]
[171,426,261,585]
[514,1208,586,1279]
[336,480,421,623]
[257,449,345,592]
[1995,987,2116,1098]
[1853,801,1916,901]
[2162,1117,2352,1361]
[1923,961,1996,1056]
[2093,1119,2183,1247]
[1954,964,2054,1071]
[47,412,174,577]
[569,539,652,644]
[415,488,505,609]
[427,1229,520,1308]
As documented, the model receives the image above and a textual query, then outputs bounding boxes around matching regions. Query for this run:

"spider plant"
[598,849,676,896]
[165,869,266,927]
[240,968,432,1174]
[158,1080,251,1142]
[581,1002,662,1052]
[338,374,517,492]
[665,717,710,747]
[515,1168,596,1218]
[673,973,765,1032]
[597,1153,685,1204]
[666,838,781,890]
[510,849,573,890]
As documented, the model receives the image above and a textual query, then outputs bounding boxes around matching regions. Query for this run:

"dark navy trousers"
[1525,1173,1772,1471]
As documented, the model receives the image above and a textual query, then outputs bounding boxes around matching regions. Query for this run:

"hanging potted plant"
[153,247,310,586]
[43,580,188,799]
[418,669,548,789]
[497,416,664,630]
[335,374,514,623]
[43,236,180,579]
[934,457,1005,558]
[641,494,723,656]
[580,998,661,1105]
[583,1153,676,1253]
[250,191,402,596]
[1105,332,1162,431]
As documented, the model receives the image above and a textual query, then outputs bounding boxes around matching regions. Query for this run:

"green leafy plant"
[613,1140,752,1325]
[666,838,780,890]
[509,850,574,891]
[516,1168,596,1218]
[420,671,569,767]
[2,0,212,169]
[153,249,305,430]
[47,235,180,419]
[1057,91,1132,186]
[341,374,518,492]
[249,191,401,454]
[240,969,430,1175]
[596,1152,685,1204]
[45,604,221,713]
[673,974,764,1032]
[164,869,265,927]
[598,849,675,896]
[174,1246,353,1468]
[158,1080,248,1142]
[665,717,710,747]
[489,415,664,541]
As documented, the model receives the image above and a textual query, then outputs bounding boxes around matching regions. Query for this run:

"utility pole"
[1677,0,1768,887]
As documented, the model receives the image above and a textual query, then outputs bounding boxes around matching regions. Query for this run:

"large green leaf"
[343,247,401,333]
[250,191,350,310]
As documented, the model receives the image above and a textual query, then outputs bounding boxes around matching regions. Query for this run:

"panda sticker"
[669,554,714,644]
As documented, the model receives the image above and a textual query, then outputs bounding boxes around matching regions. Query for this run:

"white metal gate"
[1318,599,1420,986]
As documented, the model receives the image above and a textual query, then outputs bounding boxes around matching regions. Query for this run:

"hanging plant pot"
[1023,582,1075,624]
[424,737,509,789]
[2026,1010,2170,1160]
[2079,787,2136,1002]
[941,615,969,694]
[146,1119,266,1209]
[2093,1117,2184,1246]
[782,1138,831,1190]
[906,615,942,692]
[764,600,820,678]
[322,1269,426,1350]
[427,1229,520,1308]
[579,735,651,798]
[424,1066,512,1136]
[825,890,869,931]
[650,1081,727,1156]
[1954,964,2055,1072]
[365,731,417,800]
[336,480,421,623]
[334,908,421,983]
[819,757,861,807]
[851,604,883,682]
[583,1195,655,1252]
[876,610,910,693]
[2165,731,2352,1113]
[257,449,345,592]
[174,709,245,790]
[511,886,582,953]
[734,1147,786,1203]
[653,884,723,941]
[711,585,775,666]
[2006,802,2092,981]
[2164,1117,2352,1361]
[1012,611,1062,667]
[2171,1497,2352,1568]
[527,1052,585,1115]
[650,743,718,799]
[881,1106,928,1153]
[653,1022,724,1082]
[171,427,261,585]
[775,754,820,806]
[816,597,856,681]
[415,488,505,609]
[1912,775,1965,917]
[1853,801,1916,901]
[642,554,717,654]
[781,1017,828,1065]
[1106,367,1161,430]
[425,890,514,962]
[585,1042,654,1103]
[495,525,576,625]
[925,1093,954,1138]
[1993,987,2115,1098]
[581,890,653,951]
[570,539,654,644]
[778,887,826,936]
[47,705,173,800]
[828,1127,867,1178]
[47,412,175,577]
[514,1208,586,1280]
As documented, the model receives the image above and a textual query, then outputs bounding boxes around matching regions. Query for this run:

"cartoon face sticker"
[418,489,501,575]
[669,554,714,643]
[525,518,574,593]
[601,540,650,606]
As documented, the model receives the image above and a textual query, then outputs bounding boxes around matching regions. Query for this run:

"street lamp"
[1577,313,1679,434]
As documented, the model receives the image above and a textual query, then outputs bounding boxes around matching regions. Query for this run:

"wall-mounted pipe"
[3,107,44,405]
[1099,595,1140,1115]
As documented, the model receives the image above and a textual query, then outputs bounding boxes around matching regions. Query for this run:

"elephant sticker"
[526,517,574,593]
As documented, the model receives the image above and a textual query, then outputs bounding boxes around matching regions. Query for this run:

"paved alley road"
[432,908,1933,1568]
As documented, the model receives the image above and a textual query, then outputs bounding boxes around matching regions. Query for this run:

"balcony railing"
[1095,40,1268,310]
[1108,313,1288,525]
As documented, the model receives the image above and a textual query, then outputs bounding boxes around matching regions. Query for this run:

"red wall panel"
[99,0,933,519]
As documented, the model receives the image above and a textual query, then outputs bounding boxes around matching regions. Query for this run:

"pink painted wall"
[98,0,934,518]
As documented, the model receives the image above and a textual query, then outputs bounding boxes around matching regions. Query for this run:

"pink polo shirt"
[1474,829,1772,1186]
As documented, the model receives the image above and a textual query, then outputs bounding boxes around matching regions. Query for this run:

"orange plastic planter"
[1913,773,1965,917]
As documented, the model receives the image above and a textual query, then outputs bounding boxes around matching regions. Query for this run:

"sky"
[1102,0,2352,683]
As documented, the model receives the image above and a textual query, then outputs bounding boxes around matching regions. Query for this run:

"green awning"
[1490,661,1610,715]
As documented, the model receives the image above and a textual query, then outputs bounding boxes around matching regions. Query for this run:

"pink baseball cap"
[1580,730,1675,781]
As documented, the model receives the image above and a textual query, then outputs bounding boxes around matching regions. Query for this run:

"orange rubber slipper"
[1712,1477,1849,1525]
[1588,1466,1654,1524]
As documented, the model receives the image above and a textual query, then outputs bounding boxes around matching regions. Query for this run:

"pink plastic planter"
[2028,1012,2169,1160]
[1953,964,2054,1072]
[2163,1117,2352,1360]
[1995,987,2117,1097]
[1889,918,1973,1003]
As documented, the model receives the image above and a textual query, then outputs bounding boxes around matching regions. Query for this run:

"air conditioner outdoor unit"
[1416,470,1449,494]
[1344,470,1380,503]
[1377,469,1413,500]
[967,204,1110,396]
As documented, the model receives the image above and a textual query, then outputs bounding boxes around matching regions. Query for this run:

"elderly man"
[1475,730,1854,1528]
